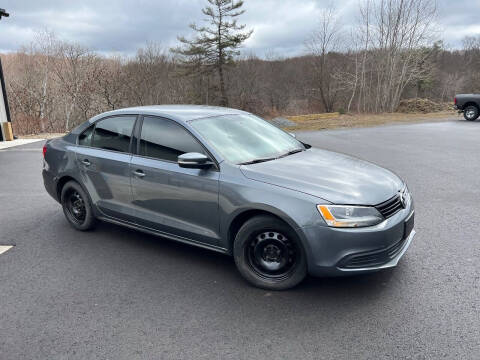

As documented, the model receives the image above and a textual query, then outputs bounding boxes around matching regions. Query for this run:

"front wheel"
[463,105,479,121]
[233,215,307,290]
[61,181,96,231]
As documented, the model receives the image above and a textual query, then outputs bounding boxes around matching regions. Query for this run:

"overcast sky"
[1,0,479,57]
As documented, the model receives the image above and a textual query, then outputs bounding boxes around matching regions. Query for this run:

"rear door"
[75,115,137,220]
[130,116,220,246]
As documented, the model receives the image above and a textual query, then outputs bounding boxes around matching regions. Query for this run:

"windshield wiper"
[238,157,277,165]
[278,148,305,158]
[239,148,305,165]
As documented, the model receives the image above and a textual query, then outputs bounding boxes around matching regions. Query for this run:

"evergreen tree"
[173,0,253,106]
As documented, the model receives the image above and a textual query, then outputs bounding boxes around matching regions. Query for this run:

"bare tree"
[305,3,343,112]
[96,57,126,110]
[4,31,60,133]
[53,42,99,130]
[358,0,438,112]
[31,30,58,132]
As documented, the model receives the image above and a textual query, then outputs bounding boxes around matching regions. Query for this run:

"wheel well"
[228,209,289,250]
[56,176,76,200]
[464,102,479,110]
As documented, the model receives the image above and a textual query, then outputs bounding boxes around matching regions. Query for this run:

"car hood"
[240,148,403,205]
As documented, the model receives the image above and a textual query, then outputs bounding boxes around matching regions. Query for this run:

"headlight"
[317,205,384,228]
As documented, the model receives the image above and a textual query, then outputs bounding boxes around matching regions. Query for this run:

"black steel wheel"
[65,189,86,225]
[61,180,96,231]
[246,231,299,280]
[234,215,307,290]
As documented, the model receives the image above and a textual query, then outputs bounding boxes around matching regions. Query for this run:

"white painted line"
[0,138,45,150]
[0,245,13,255]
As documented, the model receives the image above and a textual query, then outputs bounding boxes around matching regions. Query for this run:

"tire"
[233,215,307,290]
[463,105,479,121]
[60,180,96,231]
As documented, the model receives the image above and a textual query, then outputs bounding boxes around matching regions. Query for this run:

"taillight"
[454,97,457,105]
[42,144,47,158]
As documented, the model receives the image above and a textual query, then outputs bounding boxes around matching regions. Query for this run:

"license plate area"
[404,212,414,239]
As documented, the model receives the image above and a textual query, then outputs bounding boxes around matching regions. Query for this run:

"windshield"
[190,114,305,164]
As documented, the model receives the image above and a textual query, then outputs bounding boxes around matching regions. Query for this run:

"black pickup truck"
[454,94,480,121]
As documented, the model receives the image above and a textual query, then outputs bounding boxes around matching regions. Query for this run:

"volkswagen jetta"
[43,105,415,290]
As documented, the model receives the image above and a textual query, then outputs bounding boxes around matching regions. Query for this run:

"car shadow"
[94,220,235,271]
[452,118,479,124]
[92,220,399,300]
[300,268,396,294]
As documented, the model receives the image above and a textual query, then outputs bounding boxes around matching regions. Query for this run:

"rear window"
[78,125,94,146]
[91,116,136,153]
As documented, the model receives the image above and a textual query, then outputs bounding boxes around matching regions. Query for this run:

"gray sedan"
[42,105,415,290]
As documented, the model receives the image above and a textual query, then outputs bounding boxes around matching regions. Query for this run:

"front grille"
[338,237,407,269]
[375,194,403,218]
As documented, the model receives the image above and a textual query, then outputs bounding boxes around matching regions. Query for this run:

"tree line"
[1,0,478,134]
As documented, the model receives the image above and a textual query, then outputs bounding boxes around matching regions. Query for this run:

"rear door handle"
[81,159,91,166]
[132,169,146,178]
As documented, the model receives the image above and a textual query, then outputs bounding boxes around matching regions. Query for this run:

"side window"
[139,116,205,162]
[91,116,136,153]
[78,125,94,146]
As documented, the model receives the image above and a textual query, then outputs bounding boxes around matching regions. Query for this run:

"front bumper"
[300,205,415,277]
[337,228,415,272]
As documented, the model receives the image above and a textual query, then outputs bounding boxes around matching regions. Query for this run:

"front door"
[130,116,220,246]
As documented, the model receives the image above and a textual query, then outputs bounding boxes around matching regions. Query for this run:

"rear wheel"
[463,105,479,121]
[233,215,307,290]
[61,181,96,231]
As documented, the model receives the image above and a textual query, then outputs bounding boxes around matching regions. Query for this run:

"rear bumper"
[42,167,59,202]
[300,205,415,277]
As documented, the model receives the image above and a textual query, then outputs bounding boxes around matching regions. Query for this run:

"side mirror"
[289,132,296,138]
[178,152,213,169]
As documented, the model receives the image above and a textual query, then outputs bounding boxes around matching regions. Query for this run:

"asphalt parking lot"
[0,119,479,359]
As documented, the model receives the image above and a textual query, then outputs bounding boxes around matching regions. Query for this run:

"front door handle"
[132,169,146,178]
[81,159,91,166]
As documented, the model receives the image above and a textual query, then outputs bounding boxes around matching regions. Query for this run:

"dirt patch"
[286,113,340,123]
[284,111,459,131]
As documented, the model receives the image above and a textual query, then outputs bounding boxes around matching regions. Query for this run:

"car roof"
[90,105,248,123]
